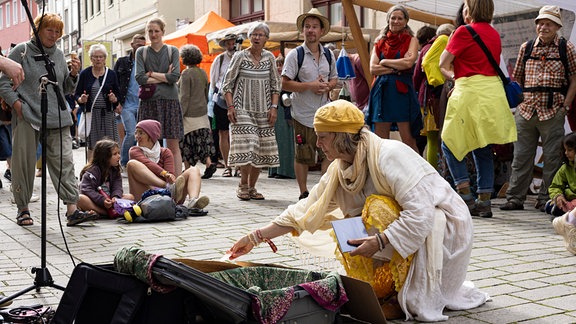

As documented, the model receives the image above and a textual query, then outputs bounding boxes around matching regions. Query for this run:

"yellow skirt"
[333,195,413,299]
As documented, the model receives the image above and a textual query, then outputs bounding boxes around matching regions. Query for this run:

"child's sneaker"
[188,196,209,209]
[552,212,576,254]
[167,175,186,204]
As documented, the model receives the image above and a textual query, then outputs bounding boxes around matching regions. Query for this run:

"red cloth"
[375,31,412,62]
[445,22,501,79]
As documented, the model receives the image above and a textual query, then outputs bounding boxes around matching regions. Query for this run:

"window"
[20,2,25,22]
[6,3,10,26]
[84,0,89,19]
[108,0,113,6]
[95,0,100,14]
[64,8,69,33]
[0,7,3,29]
[312,0,365,27]
[12,0,17,24]
[229,0,264,24]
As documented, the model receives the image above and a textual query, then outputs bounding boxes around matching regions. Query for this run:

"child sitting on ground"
[78,139,134,217]
[126,119,209,210]
[545,132,576,219]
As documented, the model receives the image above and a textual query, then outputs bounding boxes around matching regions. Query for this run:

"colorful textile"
[209,267,347,324]
[114,246,175,293]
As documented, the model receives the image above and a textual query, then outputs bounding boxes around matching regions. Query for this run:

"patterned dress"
[221,49,281,168]
[88,79,118,149]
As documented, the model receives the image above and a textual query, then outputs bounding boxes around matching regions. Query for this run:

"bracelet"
[270,104,278,109]
[256,229,278,253]
[247,232,259,247]
[161,170,168,177]
[228,104,234,109]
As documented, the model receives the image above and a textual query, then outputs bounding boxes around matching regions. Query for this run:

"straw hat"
[218,33,238,48]
[535,5,562,27]
[297,8,330,36]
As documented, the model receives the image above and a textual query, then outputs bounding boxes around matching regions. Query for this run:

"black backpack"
[522,37,569,97]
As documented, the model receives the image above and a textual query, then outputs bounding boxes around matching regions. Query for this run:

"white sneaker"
[188,196,209,209]
[553,212,576,255]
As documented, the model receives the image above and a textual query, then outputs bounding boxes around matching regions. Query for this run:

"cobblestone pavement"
[0,148,574,323]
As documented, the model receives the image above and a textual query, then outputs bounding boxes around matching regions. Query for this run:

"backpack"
[522,37,568,96]
[294,45,333,82]
[522,37,576,130]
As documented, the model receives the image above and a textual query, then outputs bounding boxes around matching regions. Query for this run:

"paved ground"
[0,147,574,323]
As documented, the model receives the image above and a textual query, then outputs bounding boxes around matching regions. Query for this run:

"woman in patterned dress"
[221,22,281,201]
[75,43,120,161]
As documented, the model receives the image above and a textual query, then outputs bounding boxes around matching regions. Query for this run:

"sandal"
[16,210,33,226]
[222,167,233,177]
[234,168,241,177]
[237,184,251,201]
[66,209,99,227]
[249,187,265,200]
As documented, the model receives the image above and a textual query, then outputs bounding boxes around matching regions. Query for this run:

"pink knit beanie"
[136,119,162,143]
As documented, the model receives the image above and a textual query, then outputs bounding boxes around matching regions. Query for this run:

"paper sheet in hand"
[331,217,368,253]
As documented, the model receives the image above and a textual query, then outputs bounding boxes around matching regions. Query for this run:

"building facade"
[0,0,39,55]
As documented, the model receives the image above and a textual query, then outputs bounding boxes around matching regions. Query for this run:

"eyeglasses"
[251,33,267,38]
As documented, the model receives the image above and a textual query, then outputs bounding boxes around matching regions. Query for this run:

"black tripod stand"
[0,1,69,306]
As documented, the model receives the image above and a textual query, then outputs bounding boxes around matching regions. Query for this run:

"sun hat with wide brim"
[297,8,331,37]
[218,33,239,48]
[535,5,562,27]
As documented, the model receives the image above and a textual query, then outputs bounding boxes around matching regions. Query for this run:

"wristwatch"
[271,104,278,109]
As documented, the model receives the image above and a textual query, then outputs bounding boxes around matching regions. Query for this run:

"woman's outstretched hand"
[227,235,254,260]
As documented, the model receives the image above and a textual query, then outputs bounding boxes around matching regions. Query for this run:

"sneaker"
[499,200,524,210]
[3,169,11,182]
[188,196,210,209]
[471,199,492,218]
[66,210,99,226]
[167,175,186,204]
[552,213,576,254]
[535,200,546,212]
[72,139,79,149]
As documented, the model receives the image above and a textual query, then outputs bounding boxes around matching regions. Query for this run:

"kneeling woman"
[228,100,489,321]
[126,119,209,209]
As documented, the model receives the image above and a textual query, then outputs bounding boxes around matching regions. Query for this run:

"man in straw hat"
[282,8,337,200]
[228,99,489,321]
[210,33,239,178]
[501,5,576,213]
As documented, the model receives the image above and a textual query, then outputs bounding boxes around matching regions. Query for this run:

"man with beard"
[282,8,337,200]
[210,33,239,178]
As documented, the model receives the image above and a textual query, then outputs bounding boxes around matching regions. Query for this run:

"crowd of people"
[1,1,576,321]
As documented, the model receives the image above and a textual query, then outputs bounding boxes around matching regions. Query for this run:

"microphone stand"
[0,0,67,305]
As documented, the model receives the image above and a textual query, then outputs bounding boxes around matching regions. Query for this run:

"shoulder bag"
[465,25,523,108]
[138,46,177,100]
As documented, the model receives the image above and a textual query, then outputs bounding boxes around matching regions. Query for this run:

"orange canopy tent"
[163,11,234,81]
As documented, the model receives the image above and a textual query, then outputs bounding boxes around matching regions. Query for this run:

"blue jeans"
[120,104,138,166]
[441,142,494,194]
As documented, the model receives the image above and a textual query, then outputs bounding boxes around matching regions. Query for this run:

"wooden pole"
[342,0,372,87]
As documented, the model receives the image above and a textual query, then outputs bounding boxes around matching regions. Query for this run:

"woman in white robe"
[228,99,489,321]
